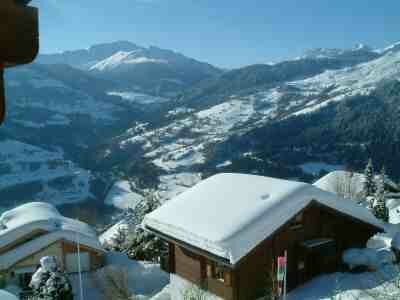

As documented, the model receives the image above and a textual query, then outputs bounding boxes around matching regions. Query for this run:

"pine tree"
[373,166,389,222]
[109,226,128,252]
[30,256,73,300]
[363,158,376,209]
[126,192,167,262]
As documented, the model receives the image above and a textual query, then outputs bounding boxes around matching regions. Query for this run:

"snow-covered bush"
[367,233,392,250]
[30,256,73,300]
[343,248,395,270]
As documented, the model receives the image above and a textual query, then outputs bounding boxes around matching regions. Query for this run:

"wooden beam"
[0,68,4,124]
[0,1,39,66]
[144,225,233,268]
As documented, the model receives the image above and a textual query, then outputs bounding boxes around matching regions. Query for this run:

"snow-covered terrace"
[143,173,384,265]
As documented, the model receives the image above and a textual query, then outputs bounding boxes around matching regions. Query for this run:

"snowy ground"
[108,91,170,105]
[104,180,144,210]
[289,265,400,300]
[69,252,169,300]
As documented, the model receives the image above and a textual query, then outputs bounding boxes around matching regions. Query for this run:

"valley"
[2,40,400,224]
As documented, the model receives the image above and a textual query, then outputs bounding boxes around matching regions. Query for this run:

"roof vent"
[261,194,270,201]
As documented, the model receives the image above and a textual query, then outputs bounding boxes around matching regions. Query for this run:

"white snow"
[144,173,383,264]
[342,248,395,270]
[157,173,202,202]
[107,91,169,104]
[90,51,167,72]
[104,181,144,210]
[0,202,101,256]
[169,274,222,300]
[288,264,400,300]
[0,290,18,300]
[290,50,400,116]
[99,219,130,245]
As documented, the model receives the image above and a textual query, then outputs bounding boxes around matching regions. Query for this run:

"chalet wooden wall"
[168,201,381,300]
[174,245,204,285]
[61,240,104,271]
[234,202,381,297]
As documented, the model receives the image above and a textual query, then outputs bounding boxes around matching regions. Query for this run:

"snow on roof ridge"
[0,230,104,270]
[0,202,98,250]
[144,173,383,264]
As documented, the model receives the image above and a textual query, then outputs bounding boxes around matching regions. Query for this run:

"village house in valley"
[143,173,384,300]
[0,202,105,290]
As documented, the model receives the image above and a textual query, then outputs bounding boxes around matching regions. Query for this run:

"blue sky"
[32,0,399,68]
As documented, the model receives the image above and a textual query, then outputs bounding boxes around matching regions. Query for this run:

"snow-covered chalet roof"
[0,290,18,300]
[0,202,103,258]
[314,171,400,195]
[143,173,383,265]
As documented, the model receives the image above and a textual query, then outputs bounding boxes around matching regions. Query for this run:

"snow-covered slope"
[90,50,168,72]
[110,43,400,194]
[0,290,18,300]
[289,49,400,116]
[104,181,144,210]
[0,140,91,212]
[38,41,222,97]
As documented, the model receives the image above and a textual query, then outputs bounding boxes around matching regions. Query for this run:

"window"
[290,213,303,229]
[206,262,231,286]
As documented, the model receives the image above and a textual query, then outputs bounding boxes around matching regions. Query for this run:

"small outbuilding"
[143,173,384,300]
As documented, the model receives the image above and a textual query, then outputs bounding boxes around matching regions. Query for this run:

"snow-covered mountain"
[95,41,400,199]
[38,41,222,97]
[3,40,400,220]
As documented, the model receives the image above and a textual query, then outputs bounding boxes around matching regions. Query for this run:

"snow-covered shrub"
[367,233,393,250]
[30,256,73,300]
[343,248,395,270]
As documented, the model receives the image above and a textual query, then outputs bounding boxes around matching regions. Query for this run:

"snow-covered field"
[104,180,144,210]
[289,265,400,300]
[69,252,169,300]
[107,91,170,105]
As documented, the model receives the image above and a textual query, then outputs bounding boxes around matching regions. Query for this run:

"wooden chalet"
[143,173,384,300]
[0,202,105,290]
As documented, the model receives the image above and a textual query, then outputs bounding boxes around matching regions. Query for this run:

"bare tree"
[332,172,360,202]
[92,266,136,300]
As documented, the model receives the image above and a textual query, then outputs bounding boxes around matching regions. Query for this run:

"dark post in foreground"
[0,0,39,124]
